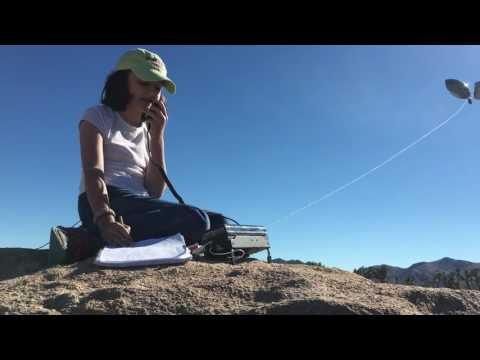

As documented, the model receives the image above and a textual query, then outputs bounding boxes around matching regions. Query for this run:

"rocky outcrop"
[1,249,480,315]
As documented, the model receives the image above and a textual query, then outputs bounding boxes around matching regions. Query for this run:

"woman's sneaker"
[48,226,102,265]
[48,226,68,265]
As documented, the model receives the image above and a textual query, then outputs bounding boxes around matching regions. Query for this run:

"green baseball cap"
[115,48,176,95]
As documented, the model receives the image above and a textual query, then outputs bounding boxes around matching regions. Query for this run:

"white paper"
[94,233,192,268]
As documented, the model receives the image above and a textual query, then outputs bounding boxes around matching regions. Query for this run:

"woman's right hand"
[97,215,133,247]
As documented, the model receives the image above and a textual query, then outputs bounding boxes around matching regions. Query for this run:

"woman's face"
[126,71,163,114]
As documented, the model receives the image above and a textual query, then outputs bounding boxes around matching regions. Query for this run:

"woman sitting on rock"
[52,48,210,263]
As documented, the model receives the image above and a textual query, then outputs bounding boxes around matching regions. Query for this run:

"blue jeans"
[78,186,210,246]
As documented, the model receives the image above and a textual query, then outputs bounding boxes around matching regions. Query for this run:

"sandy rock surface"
[1,248,480,315]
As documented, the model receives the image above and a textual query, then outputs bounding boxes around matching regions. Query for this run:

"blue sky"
[1,45,480,271]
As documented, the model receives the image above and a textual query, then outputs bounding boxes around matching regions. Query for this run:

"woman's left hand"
[147,95,168,133]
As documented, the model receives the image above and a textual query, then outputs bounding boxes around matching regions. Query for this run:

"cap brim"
[131,67,176,95]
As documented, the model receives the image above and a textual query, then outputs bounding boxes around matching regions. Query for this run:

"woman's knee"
[185,206,210,233]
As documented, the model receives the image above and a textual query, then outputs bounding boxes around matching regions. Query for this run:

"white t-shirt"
[78,105,151,197]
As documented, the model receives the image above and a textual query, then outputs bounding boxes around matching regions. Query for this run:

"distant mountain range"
[271,258,324,267]
[354,257,480,290]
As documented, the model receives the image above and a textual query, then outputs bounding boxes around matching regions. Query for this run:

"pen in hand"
[117,216,133,246]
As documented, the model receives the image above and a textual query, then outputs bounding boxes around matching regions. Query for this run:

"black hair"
[100,70,132,112]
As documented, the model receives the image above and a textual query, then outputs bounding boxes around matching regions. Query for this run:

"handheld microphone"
[141,102,154,123]
[141,93,164,123]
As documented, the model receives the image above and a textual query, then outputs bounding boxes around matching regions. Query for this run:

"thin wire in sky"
[268,101,468,227]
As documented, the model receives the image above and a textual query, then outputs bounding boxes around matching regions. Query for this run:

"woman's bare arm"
[79,120,112,216]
